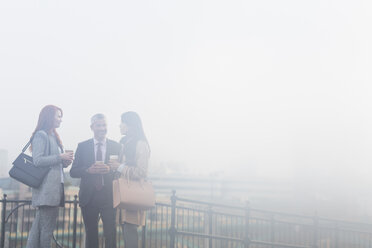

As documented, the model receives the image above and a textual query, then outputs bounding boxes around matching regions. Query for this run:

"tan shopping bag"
[113,176,155,210]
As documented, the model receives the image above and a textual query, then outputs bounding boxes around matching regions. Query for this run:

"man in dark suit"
[70,114,121,248]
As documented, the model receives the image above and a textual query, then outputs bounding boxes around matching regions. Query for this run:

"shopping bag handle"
[124,168,145,189]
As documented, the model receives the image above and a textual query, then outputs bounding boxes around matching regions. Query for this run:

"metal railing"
[2,191,372,248]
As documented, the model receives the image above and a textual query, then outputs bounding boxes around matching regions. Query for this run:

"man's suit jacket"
[70,138,121,207]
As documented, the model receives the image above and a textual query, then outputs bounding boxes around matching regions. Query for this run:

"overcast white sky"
[0,0,371,198]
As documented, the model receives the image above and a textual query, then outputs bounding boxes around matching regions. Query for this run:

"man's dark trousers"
[81,188,116,248]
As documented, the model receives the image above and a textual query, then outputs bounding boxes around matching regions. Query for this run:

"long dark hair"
[120,112,149,163]
[32,105,63,149]
[121,111,148,143]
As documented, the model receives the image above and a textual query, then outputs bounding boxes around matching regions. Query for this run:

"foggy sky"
[0,0,372,199]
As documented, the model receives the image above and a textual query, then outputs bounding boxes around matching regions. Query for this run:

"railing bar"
[224,214,228,247]
[285,222,289,245]
[62,204,66,244]
[160,205,163,248]
[0,196,6,248]
[236,215,240,240]
[80,208,83,247]
[231,215,234,239]
[263,219,313,227]
[217,214,220,248]
[190,207,193,246]
[56,206,60,243]
[231,215,235,247]
[176,197,246,210]
[21,204,25,248]
[7,202,11,246]
[198,209,200,248]
[140,210,145,248]
[290,222,294,245]
[221,214,224,246]
[149,207,153,248]
[260,219,263,243]
[251,238,311,248]
[27,202,31,244]
[318,226,372,235]
[155,202,171,207]
[282,222,286,244]
[4,200,31,204]
[196,211,199,247]
[67,202,71,247]
[172,204,209,213]
[218,215,223,240]
[173,198,331,222]
[166,205,169,247]
[231,215,235,239]
[14,202,18,248]
[215,213,218,247]
[176,230,244,242]
[181,207,184,248]
[9,204,18,247]
[153,205,157,248]
[226,217,231,237]
[318,217,372,227]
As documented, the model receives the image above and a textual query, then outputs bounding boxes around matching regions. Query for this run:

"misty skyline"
[0,0,371,204]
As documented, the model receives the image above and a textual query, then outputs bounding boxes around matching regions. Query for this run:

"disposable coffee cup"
[109,155,118,163]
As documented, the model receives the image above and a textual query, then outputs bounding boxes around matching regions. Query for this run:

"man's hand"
[86,163,110,174]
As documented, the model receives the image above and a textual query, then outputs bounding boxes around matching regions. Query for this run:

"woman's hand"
[62,159,72,168]
[108,161,121,172]
[86,163,110,174]
[60,151,74,161]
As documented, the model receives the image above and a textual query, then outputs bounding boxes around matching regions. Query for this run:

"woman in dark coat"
[111,111,150,248]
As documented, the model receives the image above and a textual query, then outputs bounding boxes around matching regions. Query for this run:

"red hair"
[32,105,63,149]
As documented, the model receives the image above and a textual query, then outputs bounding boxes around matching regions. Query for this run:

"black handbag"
[9,137,51,188]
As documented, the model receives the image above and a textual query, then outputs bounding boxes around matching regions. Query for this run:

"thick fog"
[1,0,372,219]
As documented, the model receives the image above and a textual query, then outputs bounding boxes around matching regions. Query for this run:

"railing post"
[72,195,78,248]
[208,205,213,248]
[244,201,250,248]
[312,213,318,248]
[1,194,7,248]
[141,225,146,248]
[270,213,275,248]
[169,190,177,248]
[335,221,339,248]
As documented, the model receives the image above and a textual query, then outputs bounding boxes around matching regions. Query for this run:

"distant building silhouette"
[0,149,8,178]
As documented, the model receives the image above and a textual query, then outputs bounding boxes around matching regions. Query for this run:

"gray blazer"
[31,130,63,207]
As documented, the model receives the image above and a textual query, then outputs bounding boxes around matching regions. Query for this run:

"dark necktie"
[96,142,103,161]
[95,143,103,190]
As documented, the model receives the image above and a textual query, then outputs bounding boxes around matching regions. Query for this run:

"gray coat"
[31,130,63,207]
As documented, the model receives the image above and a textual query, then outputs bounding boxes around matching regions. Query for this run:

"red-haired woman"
[26,105,73,248]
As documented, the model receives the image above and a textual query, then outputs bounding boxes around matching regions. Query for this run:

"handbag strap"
[21,131,54,154]
[21,138,33,153]
[124,168,145,188]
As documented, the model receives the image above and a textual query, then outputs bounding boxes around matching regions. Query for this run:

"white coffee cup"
[109,155,118,163]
